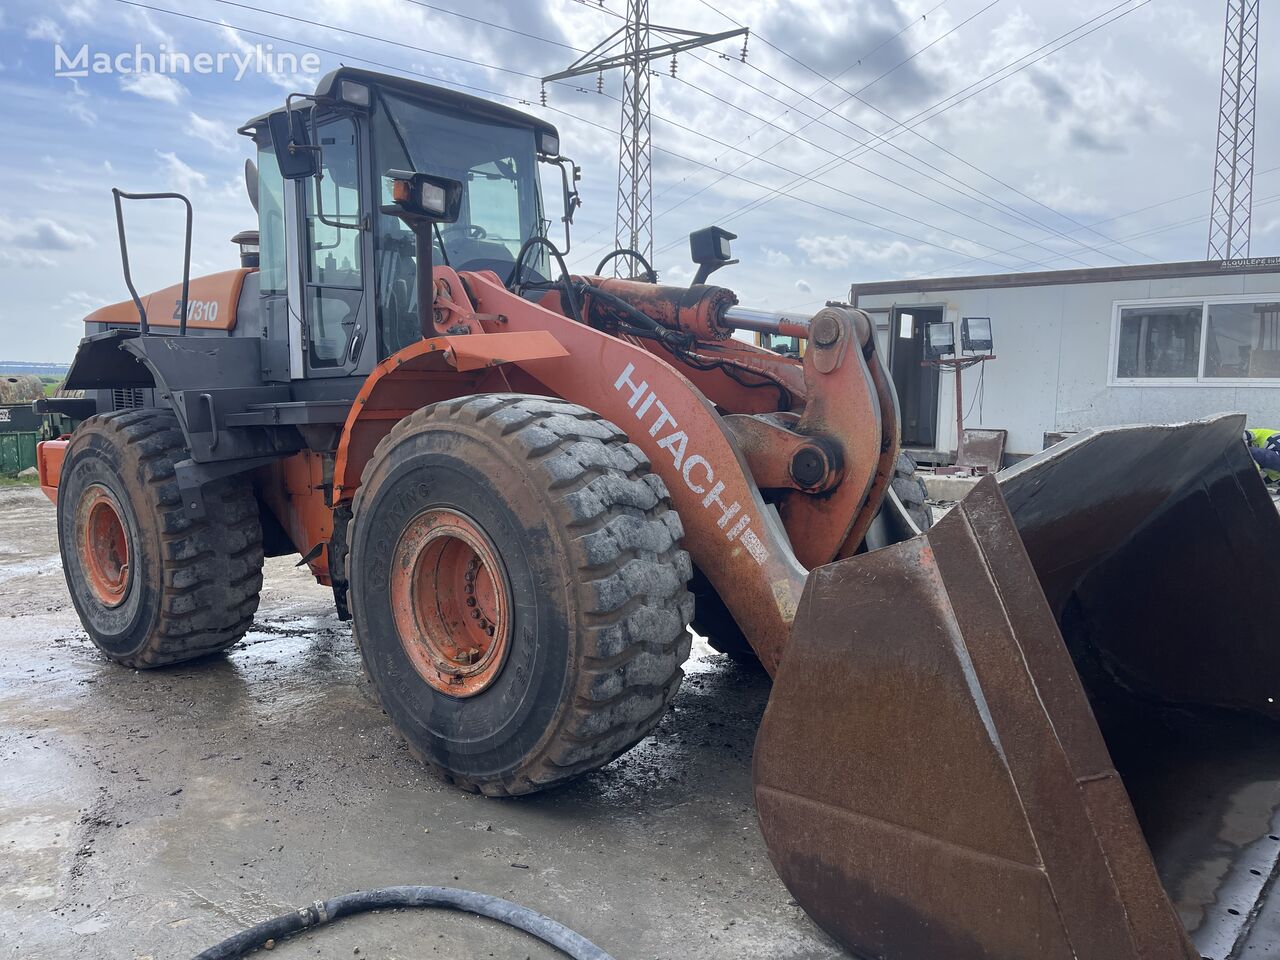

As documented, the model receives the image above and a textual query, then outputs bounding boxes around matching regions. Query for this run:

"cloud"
[796,235,923,270]
[1026,68,1073,122]
[795,279,812,293]
[220,26,317,91]
[64,78,96,126]
[1067,125,1125,155]
[0,251,58,269]
[156,151,207,193]
[119,72,187,104]
[0,216,94,251]
[662,263,693,284]
[26,17,63,44]
[763,247,792,267]
[185,112,235,152]
[65,1,98,27]
[1024,176,1106,216]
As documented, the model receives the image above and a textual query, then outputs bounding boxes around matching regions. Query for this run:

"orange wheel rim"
[390,508,511,697]
[79,486,130,608]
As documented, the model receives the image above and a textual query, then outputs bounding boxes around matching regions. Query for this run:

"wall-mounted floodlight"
[926,320,956,359]
[961,316,993,353]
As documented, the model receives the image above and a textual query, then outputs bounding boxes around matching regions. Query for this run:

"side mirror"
[690,225,738,285]
[267,108,318,181]
[384,170,463,224]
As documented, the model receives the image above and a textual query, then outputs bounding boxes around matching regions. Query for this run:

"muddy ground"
[0,484,841,959]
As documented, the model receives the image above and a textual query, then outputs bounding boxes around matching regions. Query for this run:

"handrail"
[111,189,194,335]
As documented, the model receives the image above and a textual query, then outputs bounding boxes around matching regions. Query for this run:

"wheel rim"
[79,485,130,608]
[390,508,511,697]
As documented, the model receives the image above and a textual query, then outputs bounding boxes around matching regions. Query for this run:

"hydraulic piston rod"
[721,306,812,340]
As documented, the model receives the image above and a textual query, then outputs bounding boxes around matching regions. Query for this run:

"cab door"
[301,114,373,378]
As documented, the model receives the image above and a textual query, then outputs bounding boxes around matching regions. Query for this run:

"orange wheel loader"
[35,68,1280,958]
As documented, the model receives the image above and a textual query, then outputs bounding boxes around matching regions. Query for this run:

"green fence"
[0,432,37,475]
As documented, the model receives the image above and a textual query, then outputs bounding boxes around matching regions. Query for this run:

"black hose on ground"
[192,885,616,960]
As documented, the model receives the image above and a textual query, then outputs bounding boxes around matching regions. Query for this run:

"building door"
[890,306,940,448]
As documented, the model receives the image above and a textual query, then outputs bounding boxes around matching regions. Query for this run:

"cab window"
[305,115,364,369]
[256,147,287,294]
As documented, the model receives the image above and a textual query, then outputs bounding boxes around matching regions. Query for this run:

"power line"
[582,0,1095,271]
[201,0,540,81]
[199,0,1109,272]
[693,0,1154,263]
[542,1,747,267]
[572,0,951,252]
[411,0,1101,272]
[401,0,584,52]
[656,0,1149,255]
[917,163,1280,276]
[111,0,1149,278]
[109,0,1044,274]
[136,0,1049,272]
[663,32,1147,266]
[395,0,1079,271]
[633,43,1107,271]
[650,0,1151,260]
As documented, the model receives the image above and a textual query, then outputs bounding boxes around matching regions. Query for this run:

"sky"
[0,0,1272,362]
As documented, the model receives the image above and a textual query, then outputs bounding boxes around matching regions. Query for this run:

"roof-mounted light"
[536,130,560,157]
[339,80,371,107]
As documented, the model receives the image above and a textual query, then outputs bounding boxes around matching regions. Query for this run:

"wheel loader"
[35,68,1280,959]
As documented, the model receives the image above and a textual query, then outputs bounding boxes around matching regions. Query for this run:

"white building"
[849,258,1280,462]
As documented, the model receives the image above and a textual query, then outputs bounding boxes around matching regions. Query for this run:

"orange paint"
[36,438,68,504]
[83,268,252,332]
[255,450,334,584]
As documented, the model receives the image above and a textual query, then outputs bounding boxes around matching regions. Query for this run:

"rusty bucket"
[755,414,1280,959]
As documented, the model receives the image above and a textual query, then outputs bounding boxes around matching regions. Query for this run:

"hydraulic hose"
[192,885,616,960]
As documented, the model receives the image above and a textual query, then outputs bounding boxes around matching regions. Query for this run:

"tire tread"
[66,410,264,668]
[352,394,693,797]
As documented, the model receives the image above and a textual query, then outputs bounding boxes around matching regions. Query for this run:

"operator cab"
[242,68,563,379]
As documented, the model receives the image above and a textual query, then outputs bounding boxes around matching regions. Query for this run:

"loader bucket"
[755,414,1280,960]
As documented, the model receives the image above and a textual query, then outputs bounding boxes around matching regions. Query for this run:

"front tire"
[57,409,264,668]
[348,395,693,796]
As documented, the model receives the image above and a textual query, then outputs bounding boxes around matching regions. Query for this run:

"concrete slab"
[922,473,980,503]
[0,487,839,959]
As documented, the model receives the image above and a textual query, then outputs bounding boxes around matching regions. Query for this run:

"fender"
[332,329,570,502]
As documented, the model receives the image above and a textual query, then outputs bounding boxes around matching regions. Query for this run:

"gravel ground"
[0,485,840,959]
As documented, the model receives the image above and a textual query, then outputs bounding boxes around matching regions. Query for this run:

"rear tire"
[57,409,264,668]
[347,395,693,796]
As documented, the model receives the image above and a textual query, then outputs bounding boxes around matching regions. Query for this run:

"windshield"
[374,91,546,268]
[371,91,549,356]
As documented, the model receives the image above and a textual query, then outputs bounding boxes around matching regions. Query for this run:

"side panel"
[255,451,333,582]
[36,438,69,503]
[83,269,251,332]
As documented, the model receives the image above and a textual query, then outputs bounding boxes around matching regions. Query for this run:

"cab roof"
[241,67,558,143]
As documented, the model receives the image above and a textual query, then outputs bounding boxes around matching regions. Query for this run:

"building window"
[1205,300,1280,378]
[1113,297,1280,384]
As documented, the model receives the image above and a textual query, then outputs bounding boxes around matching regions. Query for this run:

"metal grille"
[111,388,145,410]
